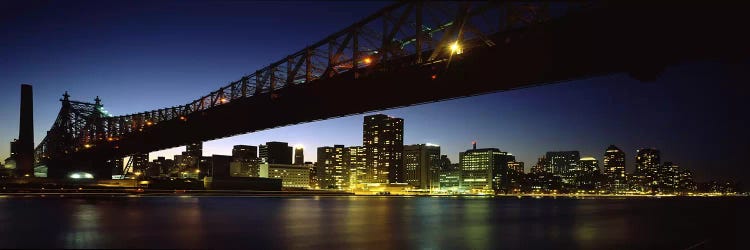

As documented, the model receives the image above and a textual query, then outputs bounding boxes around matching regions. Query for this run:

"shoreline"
[0,189,746,198]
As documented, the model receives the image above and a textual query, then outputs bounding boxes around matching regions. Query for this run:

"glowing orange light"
[146,121,153,126]
[107,137,113,142]
[431,74,437,80]
[84,144,92,149]
[179,116,186,121]
[363,57,372,64]
[220,98,228,103]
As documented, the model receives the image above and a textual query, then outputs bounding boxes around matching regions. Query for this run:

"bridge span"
[32,1,748,178]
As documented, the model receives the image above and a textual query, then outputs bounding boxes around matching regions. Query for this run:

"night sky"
[1,1,748,184]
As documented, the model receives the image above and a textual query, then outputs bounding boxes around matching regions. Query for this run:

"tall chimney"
[17,84,34,177]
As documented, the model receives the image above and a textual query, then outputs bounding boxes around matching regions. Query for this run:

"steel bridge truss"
[34,1,593,164]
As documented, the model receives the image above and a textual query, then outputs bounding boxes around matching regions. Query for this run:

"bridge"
[31,1,748,178]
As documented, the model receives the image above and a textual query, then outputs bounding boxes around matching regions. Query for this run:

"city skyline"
[1,1,747,184]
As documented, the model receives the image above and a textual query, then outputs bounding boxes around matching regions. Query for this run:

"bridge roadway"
[47,2,748,178]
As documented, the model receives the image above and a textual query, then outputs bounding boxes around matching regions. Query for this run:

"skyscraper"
[16,84,34,177]
[232,145,257,160]
[230,145,260,177]
[363,114,404,183]
[294,146,304,165]
[345,146,366,186]
[545,151,580,183]
[186,142,203,157]
[635,148,660,192]
[575,157,600,191]
[403,144,441,189]
[259,141,293,164]
[132,153,149,173]
[459,142,514,193]
[317,145,347,189]
[603,145,627,192]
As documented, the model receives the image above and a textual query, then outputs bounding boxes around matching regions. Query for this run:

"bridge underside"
[43,3,747,178]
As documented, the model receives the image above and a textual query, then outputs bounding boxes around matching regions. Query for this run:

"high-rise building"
[317,145,347,189]
[305,162,318,189]
[186,142,203,157]
[634,148,660,192]
[232,145,257,160]
[658,162,679,193]
[575,157,600,191]
[459,142,514,193]
[530,156,548,174]
[16,84,34,177]
[403,144,441,189]
[508,161,525,173]
[363,114,404,183]
[260,141,293,164]
[345,146,366,186]
[132,153,149,172]
[603,145,627,192]
[545,151,580,183]
[439,163,461,192]
[230,145,260,177]
[294,146,304,165]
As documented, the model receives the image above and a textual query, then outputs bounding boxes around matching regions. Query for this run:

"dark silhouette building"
[186,142,203,157]
[16,84,34,177]
[294,146,304,165]
[363,114,403,183]
[232,145,258,160]
[259,141,293,164]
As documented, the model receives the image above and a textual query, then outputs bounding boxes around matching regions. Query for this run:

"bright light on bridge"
[363,57,372,64]
[450,41,462,55]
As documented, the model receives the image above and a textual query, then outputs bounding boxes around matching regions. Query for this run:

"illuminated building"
[545,151,580,183]
[439,163,461,192]
[574,157,600,191]
[294,146,304,165]
[634,148,660,192]
[259,141,293,164]
[530,156,548,174]
[260,163,311,188]
[403,144,441,189]
[459,142,514,193]
[317,145,347,189]
[508,161,524,173]
[658,161,680,193]
[363,114,404,183]
[305,162,318,189]
[345,146,366,186]
[603,145,627,192]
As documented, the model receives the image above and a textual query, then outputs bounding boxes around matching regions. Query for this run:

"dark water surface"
[0,196,747,249]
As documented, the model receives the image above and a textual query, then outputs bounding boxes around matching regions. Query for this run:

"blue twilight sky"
[1,1,748,183]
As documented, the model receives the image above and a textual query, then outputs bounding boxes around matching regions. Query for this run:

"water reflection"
[0,196,745,249]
